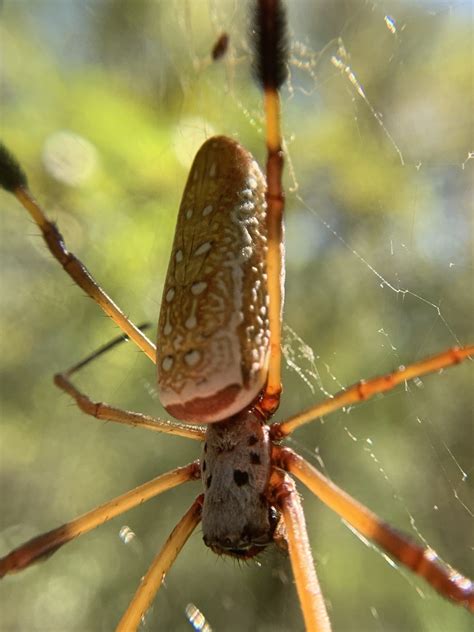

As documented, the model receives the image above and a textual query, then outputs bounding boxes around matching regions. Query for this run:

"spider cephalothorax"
[201,409,279,559]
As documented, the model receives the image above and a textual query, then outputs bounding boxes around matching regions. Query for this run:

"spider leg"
[52,323,204,440]
[0,143,156,362]
[54,372,204,440]
[272,345,474,438]
[116,494,203,632]
[252,0,289,415]
[270,469,332,632]
[261,75,285,415]
[274,446,474,611]
[0,462,200,577]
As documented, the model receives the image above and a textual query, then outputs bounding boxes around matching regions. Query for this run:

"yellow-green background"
[0,1,472,631]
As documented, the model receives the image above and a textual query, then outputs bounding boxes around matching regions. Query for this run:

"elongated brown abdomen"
[157,136,269,423]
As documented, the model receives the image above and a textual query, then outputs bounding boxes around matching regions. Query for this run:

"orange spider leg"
[273,345,474,438]
[54,372,205,440]
[274,446,474,611]
[116,495,203,632]
[254,0,288,415]
[50,324,204,440]
[0,143,155,362]
[271,470,331,632]
[0,462,200,577]
[262,90,284,414]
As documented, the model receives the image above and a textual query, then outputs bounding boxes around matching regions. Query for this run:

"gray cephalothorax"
[201,408,279,557]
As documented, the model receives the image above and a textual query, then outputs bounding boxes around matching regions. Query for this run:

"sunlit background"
[1,1,472,631]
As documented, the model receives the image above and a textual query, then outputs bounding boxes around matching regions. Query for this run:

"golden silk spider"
[0,1,473,630]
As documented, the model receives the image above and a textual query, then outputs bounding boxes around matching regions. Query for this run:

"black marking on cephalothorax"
[206,475,213,489]
[202,460,207,472]
[247,435,258,446]
[204,442,208,452]
[233,469,249,486]
[250,452,261,465]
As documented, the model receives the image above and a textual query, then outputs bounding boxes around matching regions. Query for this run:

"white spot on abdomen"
[191,281,207,295]
[162,356,174,371]
[185,315,197,329]
[240,188,253,199]
[184,349,201,366]
[194,242,212,256]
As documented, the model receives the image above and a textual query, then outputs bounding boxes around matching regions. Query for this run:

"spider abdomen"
[157,136,269,423]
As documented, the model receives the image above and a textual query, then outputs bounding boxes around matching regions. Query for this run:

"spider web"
[0,2,472,632]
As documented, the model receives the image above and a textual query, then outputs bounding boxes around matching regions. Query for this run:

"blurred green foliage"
[0,1,472,631]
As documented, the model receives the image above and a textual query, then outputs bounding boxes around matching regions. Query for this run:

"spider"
[0,1,473,630]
